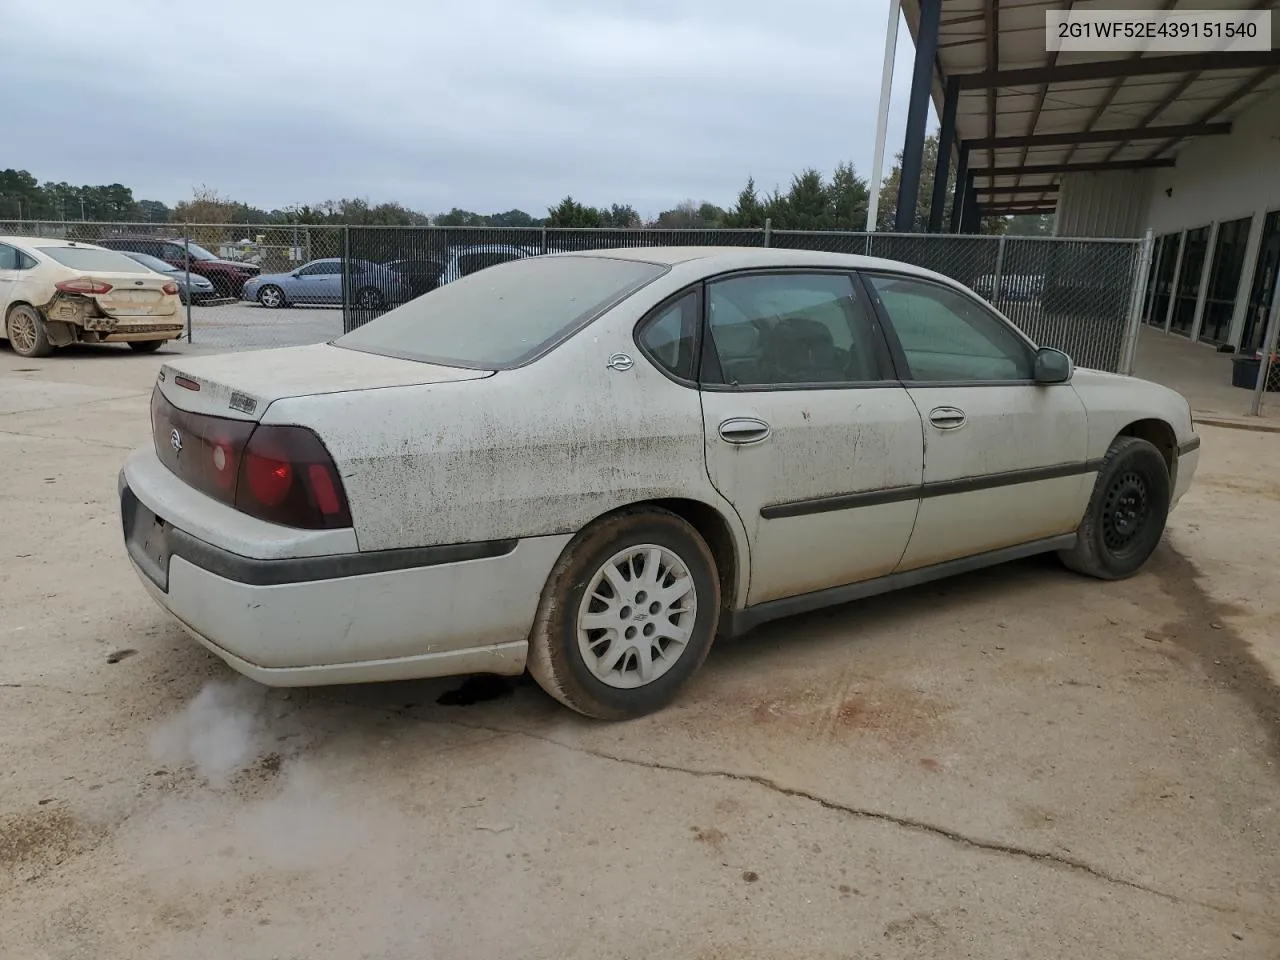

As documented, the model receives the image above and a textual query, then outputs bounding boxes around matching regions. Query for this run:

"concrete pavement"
[2,342,1279,960]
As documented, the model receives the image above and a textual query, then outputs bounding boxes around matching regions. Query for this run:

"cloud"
[2,0,926,216]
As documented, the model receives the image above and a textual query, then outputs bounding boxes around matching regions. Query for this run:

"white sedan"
[1,236,185,357]
[118,247,1200,719]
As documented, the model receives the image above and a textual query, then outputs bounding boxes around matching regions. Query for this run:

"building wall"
[1142,87,1280,236]
[1055,170,1152,238]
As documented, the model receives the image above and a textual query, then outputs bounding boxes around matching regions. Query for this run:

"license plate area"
[122,487,171,591]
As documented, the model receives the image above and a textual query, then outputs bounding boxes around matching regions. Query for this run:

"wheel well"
[1117,419,1176,470]
[636,497,740,615]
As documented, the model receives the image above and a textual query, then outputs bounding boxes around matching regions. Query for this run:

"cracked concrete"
[3,345,1280,959]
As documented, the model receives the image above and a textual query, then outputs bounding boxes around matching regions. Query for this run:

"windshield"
[336,255,667,369]
[38,246,158,273]
[123,252,176,273]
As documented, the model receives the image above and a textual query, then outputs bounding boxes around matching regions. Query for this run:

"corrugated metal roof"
[899,0,1280,212]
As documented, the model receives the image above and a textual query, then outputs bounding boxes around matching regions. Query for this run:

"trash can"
[1232,355,1261,389]
[1231,354,1280,391]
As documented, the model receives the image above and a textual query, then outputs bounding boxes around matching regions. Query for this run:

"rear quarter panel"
[262,286,751,601]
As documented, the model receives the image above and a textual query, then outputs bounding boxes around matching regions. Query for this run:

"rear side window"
[0,243,20,270]
[37,246,151,272]
[336,254,667,369]
[706,272,883,386]
[637,292,699,381]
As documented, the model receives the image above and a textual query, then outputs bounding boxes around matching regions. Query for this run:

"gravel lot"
[3,346,1280,959]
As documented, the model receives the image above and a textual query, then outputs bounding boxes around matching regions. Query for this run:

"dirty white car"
[1,237,185,357]
[118,248,1200,719]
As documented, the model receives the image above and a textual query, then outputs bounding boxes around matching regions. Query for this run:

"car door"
[696,270,925,606]
[288,261,327,302]
[860,271,1089,572]
[310,260,344,304]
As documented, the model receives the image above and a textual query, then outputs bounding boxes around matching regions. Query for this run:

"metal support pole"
[894,0,942,232]
[541,226,548,254]
[1163,230,1186,333]
[341,226,352,332]
[763,217,772,248]
[962,174,979,233]
[183,233,192,343]
[929,77,958,233]
[1248,257,1280,416]
[1120,230,1155,375]
[866,0,902,232]
[949,142,969,234]
[991,235,1007,300]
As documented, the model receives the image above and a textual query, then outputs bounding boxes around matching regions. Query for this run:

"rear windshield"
[335,255,667,368]
[38,246,151,273]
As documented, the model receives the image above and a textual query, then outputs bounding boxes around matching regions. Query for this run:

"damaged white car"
[118,247,1200,720]
[1,236,185,357]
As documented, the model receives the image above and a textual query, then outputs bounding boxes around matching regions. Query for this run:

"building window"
[1148,232,1180,328]
[1242,210,1280,353]
[1170,226,1210,336]
[1200,216,1253,344]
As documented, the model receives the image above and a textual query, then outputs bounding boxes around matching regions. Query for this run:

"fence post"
[541,226,548,255]
[183,231,193,344]
[341,226,351,332]
[763,218,772,248]
[1248,257,1280,417]
[991,234,1007,301]
[1119,230,1154,375]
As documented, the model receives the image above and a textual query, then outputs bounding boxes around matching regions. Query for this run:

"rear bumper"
[119,450,570,685]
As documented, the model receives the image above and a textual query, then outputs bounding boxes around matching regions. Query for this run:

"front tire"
[257,285,286,309]
[5,305,53,358]
[527,508,720,720]
[1059,436,1171,580]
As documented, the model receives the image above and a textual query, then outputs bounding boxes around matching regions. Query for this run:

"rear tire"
[5,305,53,358]
[354,286,384,310]
[128,340,164,353]
[527,508,720,720]
[1059,436,1170,580]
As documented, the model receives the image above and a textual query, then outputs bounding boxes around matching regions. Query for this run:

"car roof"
[550,246,957,285]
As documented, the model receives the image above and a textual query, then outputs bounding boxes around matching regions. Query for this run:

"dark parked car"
[96,237,259,297]
[118,251,217,304]
[385,257,446,298]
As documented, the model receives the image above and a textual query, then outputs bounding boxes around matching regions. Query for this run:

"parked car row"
[240,244,554,309]
[95,237,260,298]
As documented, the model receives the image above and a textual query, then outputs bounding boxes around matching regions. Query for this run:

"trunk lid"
[156,342,493,421]
[87,270,178,317]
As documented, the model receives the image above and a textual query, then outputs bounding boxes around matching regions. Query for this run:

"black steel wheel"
[1059,436,1171,580]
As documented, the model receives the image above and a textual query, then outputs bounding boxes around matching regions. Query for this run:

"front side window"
[864,274,1033,382]
[706,272,882,386]
[637,292,699,381]
[298,261,337,276]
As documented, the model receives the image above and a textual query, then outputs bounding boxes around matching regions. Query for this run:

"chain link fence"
[3,220,1144,372]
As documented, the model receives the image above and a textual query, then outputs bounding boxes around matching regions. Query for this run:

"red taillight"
[245,451,292,507]
[150,387,350,530]
[234,424,351,529]
[56,278,113,295]
[162,282,179,295]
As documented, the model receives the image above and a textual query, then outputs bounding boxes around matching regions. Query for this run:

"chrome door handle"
[928,406,967,430]
[718,417,771,445]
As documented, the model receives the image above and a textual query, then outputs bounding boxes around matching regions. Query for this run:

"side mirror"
[1033,346,1073,384]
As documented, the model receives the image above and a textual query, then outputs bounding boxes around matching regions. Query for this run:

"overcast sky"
[3,0,931,217]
